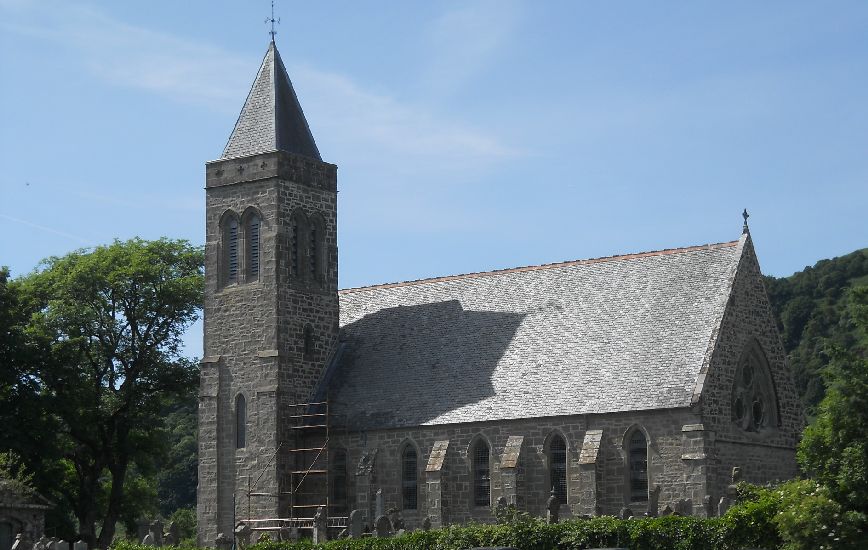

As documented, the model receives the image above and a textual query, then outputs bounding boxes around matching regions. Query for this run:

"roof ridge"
[339,240,740,294]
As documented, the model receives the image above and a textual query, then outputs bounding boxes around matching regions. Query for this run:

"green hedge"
[111,481,867,550]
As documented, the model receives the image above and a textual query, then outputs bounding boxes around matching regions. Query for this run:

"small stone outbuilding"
[0,481,52,550]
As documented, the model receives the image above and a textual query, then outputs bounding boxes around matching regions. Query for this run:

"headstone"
[494,496,508,521]
[374,515,392,538]
[141,534,154,547]
[312,506,328,544]
[421,517,432,532]
[165,522,181,546]
[375,488,384,518]
[214,533,232,550]
[349,510,363,539]
[34,536,48,550]
[233,523,251,548]
[336,529,347,539]
[137,519,150,544]
[619,507,633,519]
[659,504,674,516]
[703,495,713,517]
[546,489,559,524]
[646,485,661,517]
[675,498,692,516]
[150,520,164,547]
[73,540,87,550]
[394,529,405,538]
[11,534,23,550]
[56,541,70,550]
[717,496,730,517]
[47,539,58,550]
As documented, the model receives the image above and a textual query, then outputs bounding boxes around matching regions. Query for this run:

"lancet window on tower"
[235,394,247,449]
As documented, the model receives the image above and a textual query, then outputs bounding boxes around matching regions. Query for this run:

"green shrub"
[771,479,867,550]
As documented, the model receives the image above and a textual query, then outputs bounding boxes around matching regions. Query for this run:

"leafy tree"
[798,286,868,516]
[155,395,198,516]
[17,238,203,548]
[765,248,868,411]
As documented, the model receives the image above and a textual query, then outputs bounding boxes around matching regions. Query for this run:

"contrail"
[0,214,92,245]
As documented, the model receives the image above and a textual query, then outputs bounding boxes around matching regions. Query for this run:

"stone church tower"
[197,40,339,545]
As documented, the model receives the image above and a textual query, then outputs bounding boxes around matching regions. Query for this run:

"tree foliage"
[765,248,868,412]
[15,238,203,547]
[797,286,868,515]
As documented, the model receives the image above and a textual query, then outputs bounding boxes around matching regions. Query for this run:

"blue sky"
[2,1,867,357]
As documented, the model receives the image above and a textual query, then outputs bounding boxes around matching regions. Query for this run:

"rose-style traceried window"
[731,341,779,433]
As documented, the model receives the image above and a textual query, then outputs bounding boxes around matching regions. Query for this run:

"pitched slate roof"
[222,41,321,160]
[330,238,745,430]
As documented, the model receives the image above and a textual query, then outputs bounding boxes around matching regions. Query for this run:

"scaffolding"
[244,399,348,536]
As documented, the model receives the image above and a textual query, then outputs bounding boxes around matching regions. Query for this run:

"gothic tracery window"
[732,342,779,433]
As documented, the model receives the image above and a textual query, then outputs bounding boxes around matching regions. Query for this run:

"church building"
[197,40,804,544]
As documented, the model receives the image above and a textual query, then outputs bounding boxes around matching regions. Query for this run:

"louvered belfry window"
[247,214,260,281]
[629,430,648,502]
[226,217,239,284]
[550,436,567,504]
[402,446,418,510]
[473,441,491,507]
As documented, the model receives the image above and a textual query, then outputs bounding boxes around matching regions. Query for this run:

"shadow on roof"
[329,300,526,430]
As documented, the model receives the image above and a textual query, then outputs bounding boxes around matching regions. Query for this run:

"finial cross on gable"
[742,208,749,224]
[265,0,281,41]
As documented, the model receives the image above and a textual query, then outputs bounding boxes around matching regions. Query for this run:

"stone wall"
[198,151,339,545]
[698,234,803,502]
[331,407,709,529]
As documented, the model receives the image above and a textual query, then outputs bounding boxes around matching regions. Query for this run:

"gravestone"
[312,506,328,544]
[374,515,391,538]
[546,489,559,524]
[214,533,232,550]
[150,521,164,547]
[141,534,154,547]
[73,541,86,550]
[34,536,48,550]
[375,489,384,519]
[10,534,23,550]
[494,496,508,521]
[421,517,432,532]
[349,510,363,539]
[619,507,633,519]
[165,522,181,546]
[56,541,70,550]
[646,485,661,517]
[233,523,251,548]
[659,505,674,516]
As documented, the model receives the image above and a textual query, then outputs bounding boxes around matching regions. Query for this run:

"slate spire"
[222,41,321,160]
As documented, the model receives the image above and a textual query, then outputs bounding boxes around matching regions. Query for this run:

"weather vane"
[265,0,280,42]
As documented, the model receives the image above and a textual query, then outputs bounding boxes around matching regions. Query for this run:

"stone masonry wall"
[198,151,339,545]
[330,407,707,529]
[699,234,804,501]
